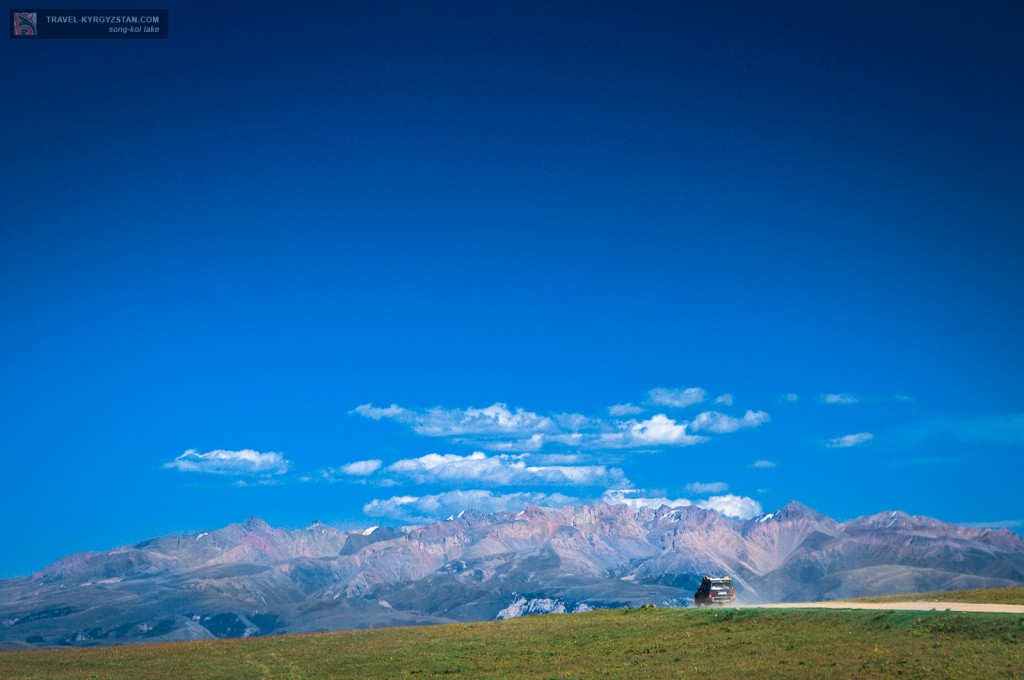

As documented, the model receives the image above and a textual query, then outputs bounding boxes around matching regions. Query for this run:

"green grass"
[851,587,1024,605]
[2,606,1023,679]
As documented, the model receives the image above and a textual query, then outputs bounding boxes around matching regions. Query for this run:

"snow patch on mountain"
[496,595,592,620]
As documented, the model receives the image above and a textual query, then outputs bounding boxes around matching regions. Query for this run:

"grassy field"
[2,604,1023,679]
[851,586,1024,605]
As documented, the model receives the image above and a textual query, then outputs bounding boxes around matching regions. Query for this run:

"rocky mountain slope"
[2,502,1022,647]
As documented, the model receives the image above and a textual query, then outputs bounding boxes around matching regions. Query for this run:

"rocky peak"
[771,501,832,524]
[240,516,272,533]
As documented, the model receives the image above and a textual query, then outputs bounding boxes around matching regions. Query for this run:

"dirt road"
[742,601,1024,614]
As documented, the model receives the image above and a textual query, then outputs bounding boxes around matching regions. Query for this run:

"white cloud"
[386,451,628,487]
[363,490,580,523]
[352,402,553,439]
[828,432,874,448]
[623,414,707,446]
[819,393,914,406]
[714,393,734,407]
[750,460,777,469]
[362,495,420,520]
[163,449,290,476]
[685,481,728,494]
[524,453,587,465]
[339,459,383,476]
[354,393,770,453]
[553,412,602,432]
[688,410,770,434]
[602,489,762,519]
[352,403,409,420]
[608,403,644,416]
[417,403,553,437]
[486,433,546,452]
[496,422,707,451]
[490,413,713,451]
[232,478,284,487]
[779,393,800,403]
[700,494,763,519]
[602,489,692,511]
[649,387,706,408]
[821,393,859,405]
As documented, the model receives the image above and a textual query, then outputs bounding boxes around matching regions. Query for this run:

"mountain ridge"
[3,501,1023,647]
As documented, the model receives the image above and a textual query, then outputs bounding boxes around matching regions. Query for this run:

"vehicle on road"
[694,576,735,606]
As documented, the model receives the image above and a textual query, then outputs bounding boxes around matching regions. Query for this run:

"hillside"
[853,586,1024,605]
[2,607,1022,679]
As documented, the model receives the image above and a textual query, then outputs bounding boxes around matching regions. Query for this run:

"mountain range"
[2,501,1023,648]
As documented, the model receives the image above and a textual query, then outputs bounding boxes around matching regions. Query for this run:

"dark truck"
[693,576,735,606]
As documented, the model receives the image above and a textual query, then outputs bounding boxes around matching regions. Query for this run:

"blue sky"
[2,1,1023,578]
